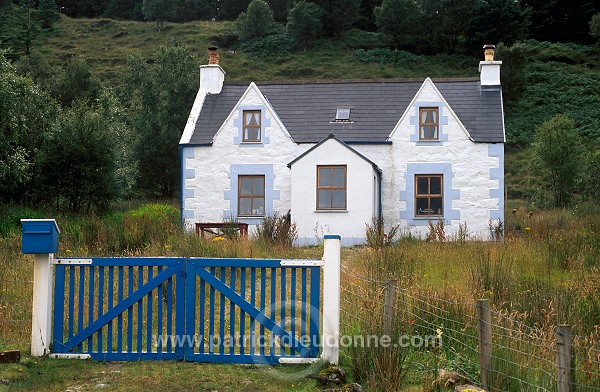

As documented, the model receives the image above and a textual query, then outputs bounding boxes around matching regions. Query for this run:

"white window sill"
[413,216,444,220]
[314,210,348,213]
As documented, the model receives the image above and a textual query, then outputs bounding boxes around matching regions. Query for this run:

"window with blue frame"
[419,107,439,140]
[242,110,261,142]
[238,175,265,216]
[415,174,443,216]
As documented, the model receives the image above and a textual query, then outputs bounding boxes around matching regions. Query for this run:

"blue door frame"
[52,257,321,363]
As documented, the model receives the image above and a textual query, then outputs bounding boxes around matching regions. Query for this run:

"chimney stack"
[208,46,219,65]
[200,47,225,94]
[479,44,502,87]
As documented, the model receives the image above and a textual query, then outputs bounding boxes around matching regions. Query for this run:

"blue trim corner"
[488,143,504,221]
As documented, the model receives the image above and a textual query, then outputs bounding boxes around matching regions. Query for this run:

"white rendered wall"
[290,138,377,245]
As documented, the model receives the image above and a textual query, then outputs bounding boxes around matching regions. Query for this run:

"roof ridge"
[222,77,479,86]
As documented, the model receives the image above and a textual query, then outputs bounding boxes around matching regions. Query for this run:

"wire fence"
[339,262,600,391]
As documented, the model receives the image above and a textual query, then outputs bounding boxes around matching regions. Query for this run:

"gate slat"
[68,266,75,341]
[117,266,123,353]
[167,275,173,353]
[309,266,321,357]
[219,267,225,355]
[301,268,307,341]
[53,265,65,352]
[98,266,104,354]
[157,266,163,353]
[250,267,256,355]
[260,267,266,356]
[239,267,246,355]
[290,268,296,344]
[78,267,84,352]
[127,266,133,353]
[107,266,113,353]
[198,274,204,354]
[137,266,143,353]
[280,268,286,356]
[147,267,153,354]
[209,266,215,353]
[229,268,236,355]
[270,268,276,358]
[88,266,94,354]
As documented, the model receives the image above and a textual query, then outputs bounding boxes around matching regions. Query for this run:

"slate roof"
[186,78,504,145]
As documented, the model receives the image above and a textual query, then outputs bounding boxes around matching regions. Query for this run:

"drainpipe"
[377,169,383,221]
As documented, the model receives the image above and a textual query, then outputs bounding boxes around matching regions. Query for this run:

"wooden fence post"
[383,279,397,335]
[322,235,341,365]
[476,299,492,389]
[557,324,573,392]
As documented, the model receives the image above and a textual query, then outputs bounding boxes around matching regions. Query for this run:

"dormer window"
[335,108,351,122]
[243,110,261,142]
[419,107,439,140]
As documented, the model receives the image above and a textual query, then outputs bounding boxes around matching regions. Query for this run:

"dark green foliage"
[466,0,530,49]
[217,0,251,20]
[0,56,59,203]
[312,0,360,37]
[495,42,527,101]
[531,115,582,208]
[527,0,600,44]
[374,0,421,49]
[56,0,109,18]
[123,43,197,198]
[580,148,600,203]
[286,0,323,50]
[267,0,289,22]
[142,0,175,31]
[0,0,40,57]
[241,33,295,55]
[50,58,101,107]
[420,0,475,54]
[37,99,117,212]
[591,13,600,42]
[36,0,59,28]
[353,48,421,64]
[104,0,139,20]
[236,0,277,42]
[173,0,215,22]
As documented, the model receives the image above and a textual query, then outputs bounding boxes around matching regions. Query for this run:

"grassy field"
[1,202,599,391]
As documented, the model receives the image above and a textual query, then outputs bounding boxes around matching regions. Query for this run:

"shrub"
[241,33,295,56]
[365,216,399,248]
[255,212,297,247]
[353,48,421,64]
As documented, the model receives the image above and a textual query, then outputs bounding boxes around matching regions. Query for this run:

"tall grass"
[1,203,599,389]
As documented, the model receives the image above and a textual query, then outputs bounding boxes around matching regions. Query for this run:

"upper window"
[243,110,261,142]
[415,174,443,217]
[317,166,347,210]
[335,108,351,122]
[238,175,265,216]
[419,107,439,140]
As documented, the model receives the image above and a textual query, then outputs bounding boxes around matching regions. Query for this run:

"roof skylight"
[335,108,350,122]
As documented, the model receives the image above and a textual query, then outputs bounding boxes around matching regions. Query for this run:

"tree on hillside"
[420,0,475,53]
[531,115,582,208]
[467,0,530,49]
[217,0,251,20]
[312,0,360,37]
[36,0,60,28]
[123,44,197,198]
[174,0,215,22]
[591,13,600,42]
[50,58,101,107]
[142,0,175,31]
[375,0,421,49]
[37,99,117,212]
[236,0,277,42]
[286,0,323,50]
[525,0,600,44]
[56,0,109,18]
[267,0,289,22]
[0,55,59,203]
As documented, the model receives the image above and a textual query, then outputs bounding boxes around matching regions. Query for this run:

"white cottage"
[180,47,505,245]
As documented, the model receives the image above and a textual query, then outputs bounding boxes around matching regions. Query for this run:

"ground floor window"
[238,175,265,216]
[415,174,443,216]
[317,165,347,210]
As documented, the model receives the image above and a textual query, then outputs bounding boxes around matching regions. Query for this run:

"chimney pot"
[483,44,496,61]
[208,47,219,65]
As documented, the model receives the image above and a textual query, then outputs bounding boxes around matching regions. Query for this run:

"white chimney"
[200,47,225,94]
[479,44,502,86]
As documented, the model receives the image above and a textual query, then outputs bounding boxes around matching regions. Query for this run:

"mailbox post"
[21,219,59,356]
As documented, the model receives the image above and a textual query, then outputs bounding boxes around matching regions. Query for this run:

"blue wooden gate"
[52,257,321,363]
[185,258,321,364]
[52,257,186,360]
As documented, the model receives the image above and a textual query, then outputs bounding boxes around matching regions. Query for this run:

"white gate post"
[21,219,59,356]
[321,234,341,365]
[31,253,54,356]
